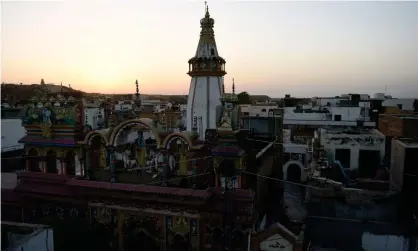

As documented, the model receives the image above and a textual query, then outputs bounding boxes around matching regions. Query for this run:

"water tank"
[373,93,385,100]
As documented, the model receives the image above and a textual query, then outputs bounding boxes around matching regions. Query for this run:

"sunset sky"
[2,0,418,97]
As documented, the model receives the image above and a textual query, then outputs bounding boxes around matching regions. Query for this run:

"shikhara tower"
[186,3,226,139]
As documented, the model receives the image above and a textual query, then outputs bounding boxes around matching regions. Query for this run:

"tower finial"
[135,79,139,95]
[205,1,208,13]
[222,82,225,94]
[232,78,235,94]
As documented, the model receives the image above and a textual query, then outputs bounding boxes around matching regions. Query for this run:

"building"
[305,218,417,251]
[317,128,385,178]
[1,119,26,172]
[390,137,418,222]
[2,5,258,251]
[83,100,106,130]
[378,114,418,166]
[186,4,226,139]
[1,221,54,251]
[390,138,418,192]
[19,85,85,175]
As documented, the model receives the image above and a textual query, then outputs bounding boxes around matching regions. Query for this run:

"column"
[109,147,116,183]
[85,146,92,179]
[40,156,47,173]
[25,156,30,171]
[62,161,68,175]
[57,158,63,174]
[78,158,84,176]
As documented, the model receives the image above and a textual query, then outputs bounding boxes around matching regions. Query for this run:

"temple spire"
[134,79,141,119]
[232,78,235,94]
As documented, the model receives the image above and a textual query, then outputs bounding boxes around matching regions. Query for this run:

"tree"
[237,91,251,104]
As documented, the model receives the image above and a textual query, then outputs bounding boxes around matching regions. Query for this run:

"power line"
[143,172,211,186]
[240,170,320,189]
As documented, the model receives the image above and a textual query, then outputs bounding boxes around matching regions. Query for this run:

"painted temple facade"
[1,6,260,251]
[5,81,255,251]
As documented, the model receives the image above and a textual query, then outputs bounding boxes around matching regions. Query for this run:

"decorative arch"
[283,160,304,182]
[162,132,193,149]
[108,118,162,147]
[83,130,109,146]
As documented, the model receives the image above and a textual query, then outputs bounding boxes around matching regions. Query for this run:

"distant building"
[317,128,385,177]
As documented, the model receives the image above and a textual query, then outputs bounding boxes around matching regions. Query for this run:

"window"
[397,104,403,110]
[210,48,215,55]
[261,109,266,112]
[334,115,342,121]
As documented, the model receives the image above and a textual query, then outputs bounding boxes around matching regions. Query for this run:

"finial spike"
[232,78,235,94]
[135,79,139,95]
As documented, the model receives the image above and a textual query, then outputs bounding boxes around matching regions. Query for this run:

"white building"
[1,119,25,153]
[83,104,105,130]
[114,100,133,111]
[240,105,376,127]
[2,221,54,251]
[382,98,416,112]
[317,128,385,176]
[186,6,226,139]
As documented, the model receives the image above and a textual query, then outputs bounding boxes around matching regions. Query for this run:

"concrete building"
[390,137,418,223]
[83,103,105,130]
[1,119,26,172]
[186,5,226,139]
[240,105,376,129]
[378,114,418,167]
[382,98,417,112]
[1,221,54,251]
[317,128,385,177]
[390,138,418,192]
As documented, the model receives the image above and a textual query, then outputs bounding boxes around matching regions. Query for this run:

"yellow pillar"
[179,143,188,175]
[138,148,147,167]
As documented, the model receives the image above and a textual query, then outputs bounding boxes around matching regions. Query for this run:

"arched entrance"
[28,148,40,172]
[124,218,160,251]
[65,151,76,175]
[90,136,103,169]
[283,160,304,182]
[45,150,57,173]
[108,118,162,148]
[287,164,301,182]
[172,233,189,251]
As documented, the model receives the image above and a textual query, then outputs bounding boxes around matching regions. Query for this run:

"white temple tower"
[186,4,226,139]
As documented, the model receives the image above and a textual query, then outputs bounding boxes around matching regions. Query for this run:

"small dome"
[200,8,214,28]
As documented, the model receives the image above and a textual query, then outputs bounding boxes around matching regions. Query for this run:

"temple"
[186,3,226,140]
[1,6,260,250]
[19,81,84,175]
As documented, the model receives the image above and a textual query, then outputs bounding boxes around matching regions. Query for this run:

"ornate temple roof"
[194,3,219,58]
